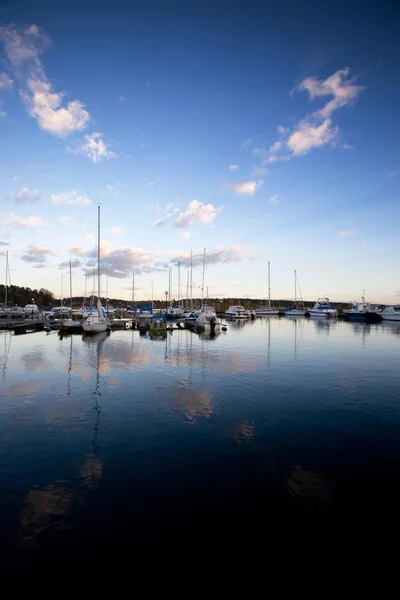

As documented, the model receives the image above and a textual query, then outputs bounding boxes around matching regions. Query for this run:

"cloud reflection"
[174,379,214,423]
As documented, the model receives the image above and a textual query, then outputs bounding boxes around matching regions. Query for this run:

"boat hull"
[380,313,400,321]
[284,309,307,316]
[255,310,279,316]
[345,312,381,323]
[83,322,110,333]
[309,310,337,318]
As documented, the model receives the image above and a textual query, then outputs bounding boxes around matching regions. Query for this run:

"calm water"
[1,316,400,563]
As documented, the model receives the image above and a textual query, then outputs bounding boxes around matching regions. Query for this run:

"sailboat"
[284,270,307,316]
[255,261,279,316]
[83,206,111,334]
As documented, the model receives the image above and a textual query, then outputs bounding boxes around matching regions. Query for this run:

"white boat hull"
[255,310,279,316]
[380,313,400,321]
[309,310,337,318]
[284,309,307,316]
[83,320,110,333]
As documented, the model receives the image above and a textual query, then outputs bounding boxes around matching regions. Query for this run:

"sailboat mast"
[4,251,8,307]
[178,261,181,308]
[97,205,101,303]
[294,269,297,305]
[69,259,72,310]
[190,250,193,308]
[168,267,171,305]
[61,273,63,308]
[201,248,206,308]
[186,270,189,309]
[151,279,154,311]
[268,261,271,308]
[132,273,135,306]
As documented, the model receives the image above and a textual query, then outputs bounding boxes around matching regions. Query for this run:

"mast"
[178,261,181,308]
[190,250,193,308]
[69,259,72,310]
[268,261,271,308]
[151,279,154,312]
[186,270,189,309]
[4,251,8,307]
[97,204,101,303]
[201,248,206,308]
[168,267,171,305]
[84,274,87,307]
[294,269,297,306]
[60,273,63,307]
[132,273,135,306]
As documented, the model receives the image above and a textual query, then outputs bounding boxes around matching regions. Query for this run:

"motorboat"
[23,303,40,315]
[309,298,337,318]
[246,310,256,319]
[225,305,247,318]
[255,306,280,316]
[166,306,184,320]
[379,306,400,321]
[344,297,381,322]
[138,309,152,329]
[149,314,167,333]
[184,312,198,327]
[194,305,215,316]
[196,307,221,331]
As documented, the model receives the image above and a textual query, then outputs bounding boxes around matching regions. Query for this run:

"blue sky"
[0,0,399,304]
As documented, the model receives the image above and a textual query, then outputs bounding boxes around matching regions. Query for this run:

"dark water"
[1,317,400,564]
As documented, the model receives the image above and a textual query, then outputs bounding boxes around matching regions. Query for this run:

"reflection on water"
[1,317,400,561]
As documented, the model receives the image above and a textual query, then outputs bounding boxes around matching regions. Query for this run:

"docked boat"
[255,306,280,316]
[256,261,279,316]
[246,310,256,319]
[225,305,247,318]
[184,312,198,327]
[138,308,152,329]
[380,306,400,321]
[309,298,338,318]
[284,270,308,316]
[166,306,184,320]
[344,297,381,322]
[196,307,221,332]
[23,303,40,316]
[82,206,111,334]
[149,314,167,333]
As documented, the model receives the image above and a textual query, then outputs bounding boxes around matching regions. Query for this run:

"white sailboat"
[284,270,307,316]
[83,205,110,334]
[255,261,279,316]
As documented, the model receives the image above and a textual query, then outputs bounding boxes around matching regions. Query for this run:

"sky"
[0,0,399,304]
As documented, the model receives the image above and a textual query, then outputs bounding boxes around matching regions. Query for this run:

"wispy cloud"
[0,72,13,88]
[14,186,41,204]
[342,143,353,150]
[59,258,82,269]
[21,245,53,266]
[71,132,117,163]
[253,68,364,166]
[338,230,355,238]
[167,246,252,268]
[51,190,92,205]
[269,194,279,204]
[389,168,400,177]
[229,164,239,171]
[106,184,118,194]
[85,233,95,242]
[0,212,47,229]
[0,24,90,138]
[180,231,191,240]
[228,180,264,196]
[59,215,71,224]
[174,200,222,228]
[118,95,126,102]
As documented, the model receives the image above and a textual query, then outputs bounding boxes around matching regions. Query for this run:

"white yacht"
[196,307,221,331]
[309,298,338,318]
[380,306,400,321]
[225,305,247,318]
[166,306,184,319]
[23,303,40,315]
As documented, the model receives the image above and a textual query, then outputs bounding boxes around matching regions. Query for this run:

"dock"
[0,319,46,334]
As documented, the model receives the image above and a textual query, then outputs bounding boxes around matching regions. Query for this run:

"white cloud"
[229,164,239,171]
[269,194,279,204]
[23,78,90,138]
[109,227,121,234]
[15,186,41,204]
[253,68,364,165]
[0,72,13,88]
[153,217,167,228]
[342,143,353,150]
[167,246,250,268]
[174,200,223,227]
[287,118,338,156]
[0,25,90,138]
[68,245,87,256]
[180,231,191,240]
[59,215,71,224]
[85,233,95,242]
[21,245,53,266]
[389,169,400,177]
[72,132,117,163]
[59,258,82,269]
[228,180,264,196]
[106,184,117,194]
[0,212,47,229]
[51,190,92,205]
[338,230,355,238]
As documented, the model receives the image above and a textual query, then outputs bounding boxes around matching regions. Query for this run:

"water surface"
[1,317,400,563]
